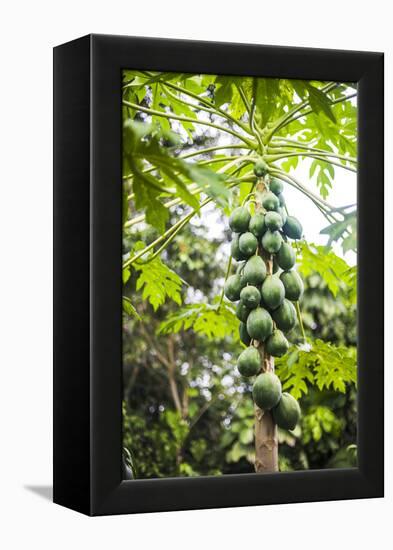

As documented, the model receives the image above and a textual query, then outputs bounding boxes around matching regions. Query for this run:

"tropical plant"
[122,71,357,476]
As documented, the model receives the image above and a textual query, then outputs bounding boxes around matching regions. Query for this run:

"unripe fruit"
[261,230,283,254]
[239,322,251,345]
[262,192,280,211]
[253,159,269,177]
[283,216,303,240]
[235,301,250,323]
[249,213,266,238]
[278,206,287,225]
[229,207,251,233]
[243,255,267,286]
[247,307,273,342]
[240,285,261,309]
[272,392,301,430]
[224,274,244,302]
[265,211,283,231]
[271,299,297,332]
[237,346,260,377]
[230,233,247,261]
[239,232,258,257]
[252,372,282,410]
[261,275,285,310]
[276,242,296,270]
[269,178,284,195]
[280,270,304,301]
[265,329,289,357]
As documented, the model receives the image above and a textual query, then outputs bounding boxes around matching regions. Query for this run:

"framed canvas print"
[53,34,384,516]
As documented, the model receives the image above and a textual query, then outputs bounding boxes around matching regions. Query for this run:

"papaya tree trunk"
[254,180,279,473]
[254,352,278,472]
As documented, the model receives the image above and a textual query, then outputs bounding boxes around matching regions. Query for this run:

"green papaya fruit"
[278,206,287,225]
[261,275,285,310]
[237,346,261,377]
[261,230,283,254]
[252,372,282,410]
[265,329,289,357]
[272,392,301,430]
[229,206,251,233]
[235,301,250,323]
[230,234,247,261]
[272,256,279,274]
[269,178,284,195]
[262,192,280,211]
[239,322,251,345]
[253,159,269,178]
[246,307,273,342]
[278,193,285,206]
[280,270,304,301]
[249,213,266,238]
[283,215,303,240]
[224,274,243,302]
[239,232,258,257]
[265,211,283,231]
[236,260,246,274]
[276,242,296,270]
[271,299,297,332]
[240,285,261,309]
[243,255,267,286]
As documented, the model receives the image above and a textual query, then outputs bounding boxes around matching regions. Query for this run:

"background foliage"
[122,71,357,478]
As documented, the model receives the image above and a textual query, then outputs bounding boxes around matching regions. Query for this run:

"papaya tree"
[122,72,357,474]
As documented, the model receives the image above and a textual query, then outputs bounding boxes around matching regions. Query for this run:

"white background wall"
[0,1,390,548]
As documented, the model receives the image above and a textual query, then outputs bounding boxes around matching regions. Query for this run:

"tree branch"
[122,99,256,147]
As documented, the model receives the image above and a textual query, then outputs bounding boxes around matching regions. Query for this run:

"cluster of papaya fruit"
[224,161,302,431]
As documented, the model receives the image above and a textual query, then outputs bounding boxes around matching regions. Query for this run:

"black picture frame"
[53,34,384,516]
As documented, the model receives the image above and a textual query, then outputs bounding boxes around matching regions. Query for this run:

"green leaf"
[122,297,141,320]
[275,339,357,399]
[122,267,131,284]
[305,83,336,123]
[297,242,355,297]
[255,78,280,125]
[302,406,342,444]
[320,210,357,251]
[133,256,183,311]
[123,120,230,230]
[214,75,233,107]
[158,298,239,341]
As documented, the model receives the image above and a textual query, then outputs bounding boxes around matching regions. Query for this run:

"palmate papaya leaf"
[320,210,357,252]
[281,154,299,173]
[133,255,183,311]
[309,159,335,199]
[312,341,357,393]
[275,339,357,399]
[255,78,280,126]
[232,78,253,119]
[305,83,336,123]
[214,75,233,107]
[122,267,131,284]
[275,355,315,400]
[122,296,141,321]
[123,120,229,231]
[157,298,239,341]
[213,75,252,118]
[344,265,357,304]
[302,406,342,444]
[297,242,355,297]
